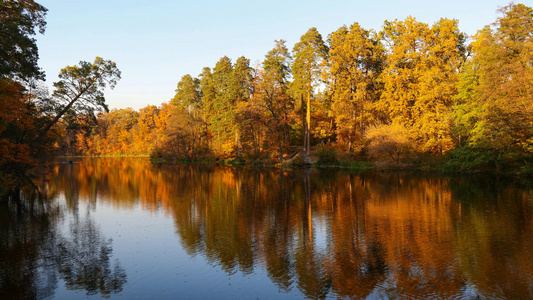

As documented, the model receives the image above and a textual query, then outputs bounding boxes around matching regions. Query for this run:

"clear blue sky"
[36,0,518,110]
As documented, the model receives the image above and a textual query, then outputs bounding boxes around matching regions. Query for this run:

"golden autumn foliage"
[364,123,415,165]
[143,4,529,169]
[326,22,384,152]
[56,104,170,156]
[378,17,465,154]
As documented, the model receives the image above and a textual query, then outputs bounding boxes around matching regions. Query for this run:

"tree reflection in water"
[0,184,60,299]
[0,175,126,299]
[3,158,533,299]
[56,214,127,297]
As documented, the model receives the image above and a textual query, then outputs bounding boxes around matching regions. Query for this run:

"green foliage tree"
[171,74,201,113]
[451,59,481,148]
[209,56,235,155]
[38,57,121,140]
[230,56,254,155]
[291,28,328,155]
[201,56,254,157]
[168,74,208,157]
[455,3,533,161]
[231,56,254,104]
[242,40,293,162]
[0,0,47,81]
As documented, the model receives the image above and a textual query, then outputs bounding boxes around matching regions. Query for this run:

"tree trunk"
[301,94,306,153]
[35,72,103,143]
[278,139,283,163]
[306,85,311,155]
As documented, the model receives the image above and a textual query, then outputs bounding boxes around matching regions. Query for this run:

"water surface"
[1,157,533,299]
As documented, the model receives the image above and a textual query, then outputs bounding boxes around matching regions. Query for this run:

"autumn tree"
[240,40,293,161]
[158,105,209,159]
[0,2,126,169]
[326,22,384,153]
[58,108,97,155]
[134,105,160,153]
[80,104,169,156]
[291,28,328,155]
[378,17,465,154]
[107,108,138,154]
[365,123,415,165]
[0,0,48,171]
[234,98,266,160]
[418,18,466,153]
[0,80,38,170]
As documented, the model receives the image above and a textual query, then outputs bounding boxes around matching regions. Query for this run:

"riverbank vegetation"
[1,1,533,175]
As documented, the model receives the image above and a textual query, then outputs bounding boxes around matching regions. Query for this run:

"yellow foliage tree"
[378,17,466,154]
[325,22,384,153]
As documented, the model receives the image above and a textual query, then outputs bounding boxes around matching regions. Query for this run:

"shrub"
[364,123,415,165]
[312,144,338,164]
[288,155,307,167]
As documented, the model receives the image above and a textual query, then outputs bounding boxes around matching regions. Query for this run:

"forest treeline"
[1,1,533,173]
[69,3,533,172]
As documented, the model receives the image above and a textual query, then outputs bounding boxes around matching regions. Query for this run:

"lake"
[1,157,533,299]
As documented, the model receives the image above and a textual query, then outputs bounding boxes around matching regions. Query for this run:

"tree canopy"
[39,57,121,139]
[0,0,47,81]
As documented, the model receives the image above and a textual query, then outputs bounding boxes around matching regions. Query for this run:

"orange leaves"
[0,79,37,168]
[0,80,32,132]
[0,138,34,166]
[60,104,171,156]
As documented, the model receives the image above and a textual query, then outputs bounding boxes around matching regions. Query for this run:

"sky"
[35,0,523,110]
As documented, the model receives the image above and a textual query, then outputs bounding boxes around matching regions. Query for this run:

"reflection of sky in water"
[53,198,306,299]
[312,215,330,255]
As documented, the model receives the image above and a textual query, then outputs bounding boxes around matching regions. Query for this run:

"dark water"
[1,158,533,299]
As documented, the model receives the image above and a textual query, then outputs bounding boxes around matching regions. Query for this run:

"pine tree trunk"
[306,85,311,155]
